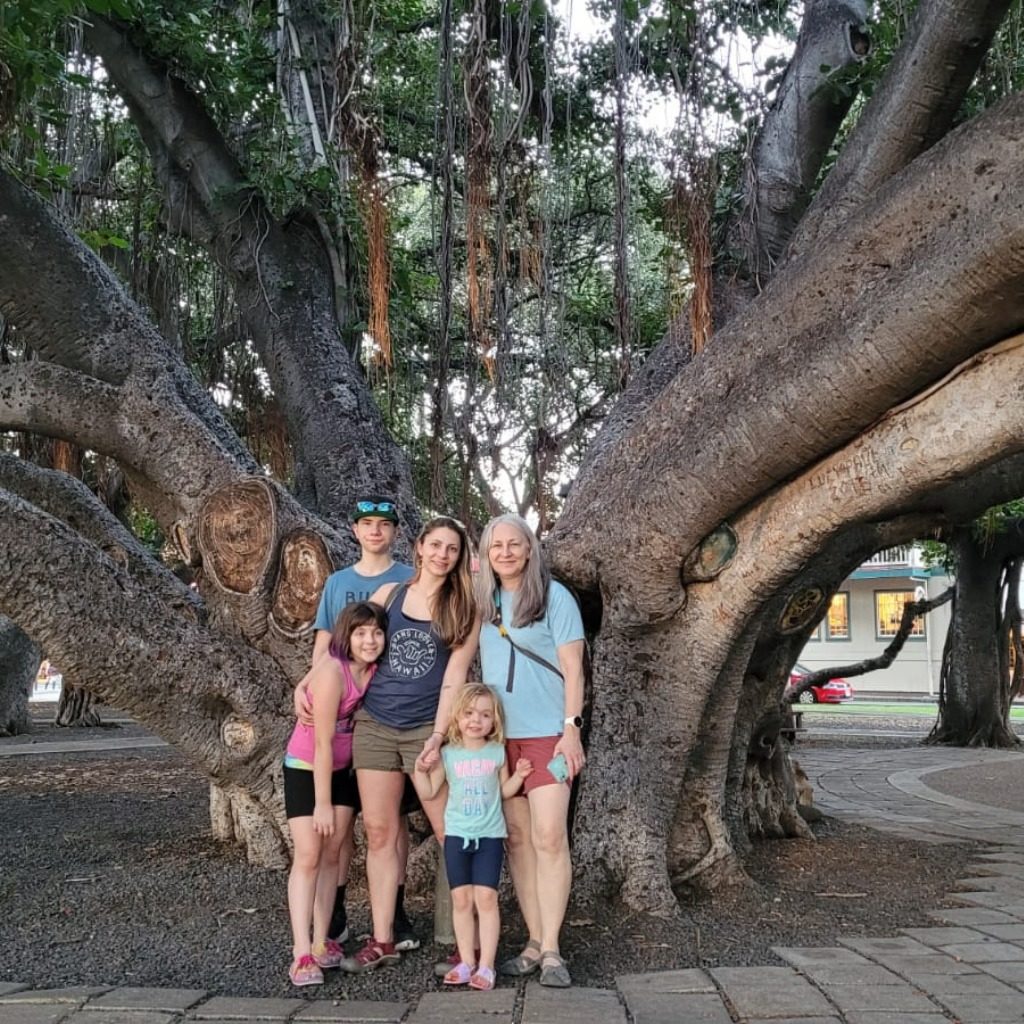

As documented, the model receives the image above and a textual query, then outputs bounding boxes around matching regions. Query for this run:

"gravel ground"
[0,716,980,1000]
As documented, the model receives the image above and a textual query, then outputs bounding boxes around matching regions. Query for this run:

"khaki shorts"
[352,710,435,773]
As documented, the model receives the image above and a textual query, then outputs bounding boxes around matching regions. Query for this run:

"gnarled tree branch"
[730,0,871,280]
[552,96,1024,622]
[793,0,1014,253]
[84,15,416,523]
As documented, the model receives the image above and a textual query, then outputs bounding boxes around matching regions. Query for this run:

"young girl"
[283,601,387,987]
[416,683,533,991]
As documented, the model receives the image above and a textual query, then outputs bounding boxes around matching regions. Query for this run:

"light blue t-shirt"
[443,741,507,841]
[314,562,413,632]
[479,581,585,739]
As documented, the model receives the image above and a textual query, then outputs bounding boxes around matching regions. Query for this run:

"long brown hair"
[412,516,475,647]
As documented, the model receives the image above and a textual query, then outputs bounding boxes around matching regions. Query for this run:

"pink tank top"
[285,656,373,770]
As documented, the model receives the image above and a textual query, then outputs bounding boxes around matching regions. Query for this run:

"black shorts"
[284,764,359,819]
[444,835,504,890]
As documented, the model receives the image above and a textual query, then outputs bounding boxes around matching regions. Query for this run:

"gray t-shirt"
[313,562,414,632]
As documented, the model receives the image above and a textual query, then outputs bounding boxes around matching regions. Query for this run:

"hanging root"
[361,173,393,368]
[464,0,494,377]
[685,159,716,354]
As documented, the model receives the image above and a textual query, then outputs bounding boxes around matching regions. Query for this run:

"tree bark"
[84,16,416,524]
[552,97,1024,618]
[0,615,38,736]
[927,525,1022,747]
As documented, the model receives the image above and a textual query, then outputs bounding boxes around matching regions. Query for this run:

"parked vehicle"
[787,663,854,704]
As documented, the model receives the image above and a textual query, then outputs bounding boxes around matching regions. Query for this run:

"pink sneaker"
[289,954,324,987]
[313,938,344,969]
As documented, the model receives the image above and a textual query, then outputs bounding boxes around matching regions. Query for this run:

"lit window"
[825,593,850,640]
[875,591,925,639]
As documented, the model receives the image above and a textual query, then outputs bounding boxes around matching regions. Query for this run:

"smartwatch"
[564,715,584,729]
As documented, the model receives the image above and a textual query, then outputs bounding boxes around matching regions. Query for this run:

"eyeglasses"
[356,501,396,514]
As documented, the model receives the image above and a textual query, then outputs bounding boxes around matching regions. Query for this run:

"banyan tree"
[3,0,1024,915]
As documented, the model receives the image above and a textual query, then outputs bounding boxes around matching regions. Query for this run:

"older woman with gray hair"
[475,513,586,988]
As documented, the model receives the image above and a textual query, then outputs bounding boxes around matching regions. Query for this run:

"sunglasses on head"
[356,500,396,514]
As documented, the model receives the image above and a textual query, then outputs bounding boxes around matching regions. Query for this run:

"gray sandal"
[499,939,542,977]
[539,950,571,988]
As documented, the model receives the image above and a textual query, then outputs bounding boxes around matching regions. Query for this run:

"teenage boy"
[310,496,419,951]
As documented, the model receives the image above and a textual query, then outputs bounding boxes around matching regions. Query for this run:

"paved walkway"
[4,745,1024,1022]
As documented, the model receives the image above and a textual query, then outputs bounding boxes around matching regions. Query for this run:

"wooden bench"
[782,708,805,743]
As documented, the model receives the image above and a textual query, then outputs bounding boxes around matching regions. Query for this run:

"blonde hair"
[446,684,505,746]
[412,516,476,648]
[475,514,549,627]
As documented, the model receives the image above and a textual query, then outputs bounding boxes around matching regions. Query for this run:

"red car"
[788,663,854,704]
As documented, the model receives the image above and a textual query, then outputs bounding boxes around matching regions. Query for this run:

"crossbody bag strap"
[496,591,563,693]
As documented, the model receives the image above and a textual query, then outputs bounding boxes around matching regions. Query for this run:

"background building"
[797,546,952,697]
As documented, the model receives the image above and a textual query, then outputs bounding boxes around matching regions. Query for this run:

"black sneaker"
[328,903,349,944]
[393,909,420,951]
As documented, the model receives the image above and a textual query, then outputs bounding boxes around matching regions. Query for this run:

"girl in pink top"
[283,601,387,987]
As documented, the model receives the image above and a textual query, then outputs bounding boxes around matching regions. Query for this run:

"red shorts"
[505,735,565,796]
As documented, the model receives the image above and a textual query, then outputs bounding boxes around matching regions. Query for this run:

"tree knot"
[221,715,257,755]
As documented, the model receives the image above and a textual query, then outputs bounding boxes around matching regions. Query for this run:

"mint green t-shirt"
[442,741,507,841]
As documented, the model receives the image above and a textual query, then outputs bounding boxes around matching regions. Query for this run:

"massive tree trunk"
[82,16,415,524]
[927,525,1024,748]
[0,174,379,863]
[0,488,295,866]
[568,331,1024,911]
[0,615,38,736]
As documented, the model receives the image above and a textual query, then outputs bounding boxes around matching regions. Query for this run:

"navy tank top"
[362,584,452,729]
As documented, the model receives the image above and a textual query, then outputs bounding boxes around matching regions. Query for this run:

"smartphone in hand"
[547,753,570,783]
